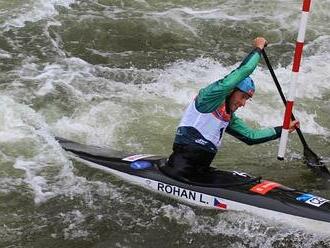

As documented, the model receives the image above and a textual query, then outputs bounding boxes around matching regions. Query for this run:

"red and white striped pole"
[278,0,312,160]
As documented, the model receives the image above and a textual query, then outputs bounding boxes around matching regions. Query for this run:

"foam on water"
[140,58,222,104]
[5,20,328,157]
[148,6,265,23]
[1,0,330,244]
[52,100,131,146]
[0,95,120,206]
[0,96,65,203]
[17,56,95,99]
[0,48,13,59]
[1,0,75,30]
[60,210,89,240]
[138,56,330,136]
[13,50,328,141]
[155,204,330,247]
[13,159,55,203]
[0,177,23,194]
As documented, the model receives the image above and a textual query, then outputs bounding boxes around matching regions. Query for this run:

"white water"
[0,0,330,245]
[1,0,75,30]
[2,47,329,205]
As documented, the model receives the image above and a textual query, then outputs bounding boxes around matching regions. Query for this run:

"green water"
[0,0,330,247]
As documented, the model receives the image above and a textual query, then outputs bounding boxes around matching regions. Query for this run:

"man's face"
[228,90,251,113]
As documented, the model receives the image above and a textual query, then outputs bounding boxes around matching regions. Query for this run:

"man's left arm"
[226,114,282,145]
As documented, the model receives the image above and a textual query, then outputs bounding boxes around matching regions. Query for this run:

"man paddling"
[164,37,299,180]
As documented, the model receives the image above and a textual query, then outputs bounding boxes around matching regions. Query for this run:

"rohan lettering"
[158,182,197,201]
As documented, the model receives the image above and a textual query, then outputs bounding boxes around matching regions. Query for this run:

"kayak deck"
[57,137,330,234]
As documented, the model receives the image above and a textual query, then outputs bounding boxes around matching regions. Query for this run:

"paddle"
[262,49,330,179]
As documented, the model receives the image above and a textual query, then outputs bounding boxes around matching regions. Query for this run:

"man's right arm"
[195,37,267,113]
[195,48,261,113]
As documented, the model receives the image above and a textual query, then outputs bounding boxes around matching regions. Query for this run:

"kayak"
[57,137,330,234]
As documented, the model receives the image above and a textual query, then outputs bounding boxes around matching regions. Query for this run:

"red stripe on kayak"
[302,0,311,12]
[292,42,304,72]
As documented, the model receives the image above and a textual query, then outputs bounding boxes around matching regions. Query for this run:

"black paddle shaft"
[261,49,328,171]
[262,50,307,146]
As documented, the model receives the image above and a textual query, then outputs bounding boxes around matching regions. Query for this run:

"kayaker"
[165,37,299,179]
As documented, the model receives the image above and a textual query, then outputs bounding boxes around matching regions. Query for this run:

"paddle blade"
[304,145,322,166]
[303,146,330,180]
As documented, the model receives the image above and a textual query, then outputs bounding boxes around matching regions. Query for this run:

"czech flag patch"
[214,198,227,209]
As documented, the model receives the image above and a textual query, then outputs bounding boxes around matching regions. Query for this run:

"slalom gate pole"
[277,0,312,160]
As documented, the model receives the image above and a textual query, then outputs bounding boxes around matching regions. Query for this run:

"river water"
[0,0,330,247]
